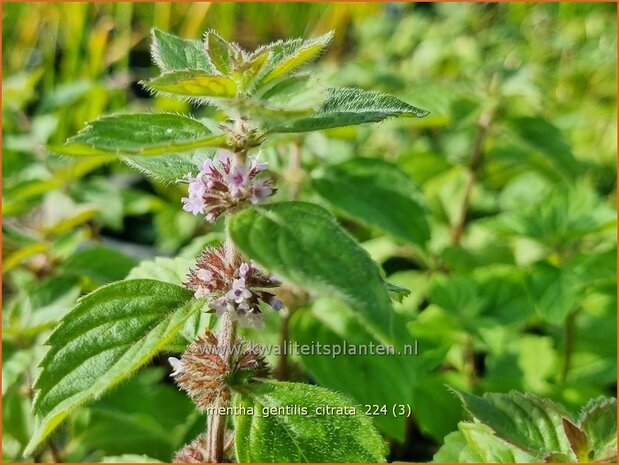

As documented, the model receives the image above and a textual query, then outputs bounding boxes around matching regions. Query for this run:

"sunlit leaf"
[25,280,196,455]
[267,87,429,133]
[49,113,227,157]
[234,381,387,462]
[151,28,215,73]
[142,70,237,99]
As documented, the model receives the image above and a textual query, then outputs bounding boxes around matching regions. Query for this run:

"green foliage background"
[2,2,617,463]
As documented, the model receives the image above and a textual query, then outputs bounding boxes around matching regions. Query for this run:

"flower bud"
[170,331,270,411]
[172,433,209,463]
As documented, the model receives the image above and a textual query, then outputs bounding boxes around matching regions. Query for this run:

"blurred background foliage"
[2,2,616,463]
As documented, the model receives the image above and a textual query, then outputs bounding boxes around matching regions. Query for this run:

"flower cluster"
[185,245,284,328]
[181,150,275,223]
[168,331,270,411]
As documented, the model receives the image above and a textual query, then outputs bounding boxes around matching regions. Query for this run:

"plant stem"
[452,109,493,245]
[206,310,237,462]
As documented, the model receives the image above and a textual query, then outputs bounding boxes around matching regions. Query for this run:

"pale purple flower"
[226,278,252,303]
[239,262,250,278]
[182,195,206,215]
[227,164,249,190]
[249,156,268,173]
[251,181,273,204]
[180,150,275,223]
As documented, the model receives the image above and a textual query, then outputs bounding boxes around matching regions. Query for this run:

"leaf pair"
[49,29,428,163]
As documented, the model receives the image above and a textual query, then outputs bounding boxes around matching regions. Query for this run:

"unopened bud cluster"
[173,433,209,463]
[168,331,269,411]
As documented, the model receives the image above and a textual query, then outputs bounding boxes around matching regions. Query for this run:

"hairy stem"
[451,109,493,245]
[206,310,237,462]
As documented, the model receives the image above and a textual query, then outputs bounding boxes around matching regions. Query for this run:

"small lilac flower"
[249,156,268,172]
[226,278,252,303]
[211,297,229,317]
[227,164,249,190]
[251,180,273,204]
[180,150,275,223]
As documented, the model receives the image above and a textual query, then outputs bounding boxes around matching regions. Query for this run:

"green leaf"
[507,117,581,181]
[62,246,138,284]
[312,158,430,247]
[234,381,387,462]
[290,298,416,441]
[49,113,227,157]
[228,201,406,344]
[150,28,215,73]
[2,350,33,395]
[142,70,237,99]
[525,262,578,324]
[253,74,324,116]
[430,274,486,320]
[82,369,199,461]
[205,30,234,75]
[256,31,334,86]
[267,87,429,133]
[493,184,616,247]
[384,281,412,303]
[126,257,194,286]
[452,389,575,458]
[121,151,213,184]
[434,423,539,463]
[579,397,617,461]
[17,275,82,335]
[25,279,196,455]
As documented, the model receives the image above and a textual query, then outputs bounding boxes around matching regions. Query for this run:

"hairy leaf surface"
[234,381,387,462]
[313,158,430,247]
[151,28,215,73]
[26,279,196,454]
[228,201,407,344]
[267,87,429,133]
[256,31,334,86]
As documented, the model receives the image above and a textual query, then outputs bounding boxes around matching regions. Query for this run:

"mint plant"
[434,391,617,463]
[25,29,429,462]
